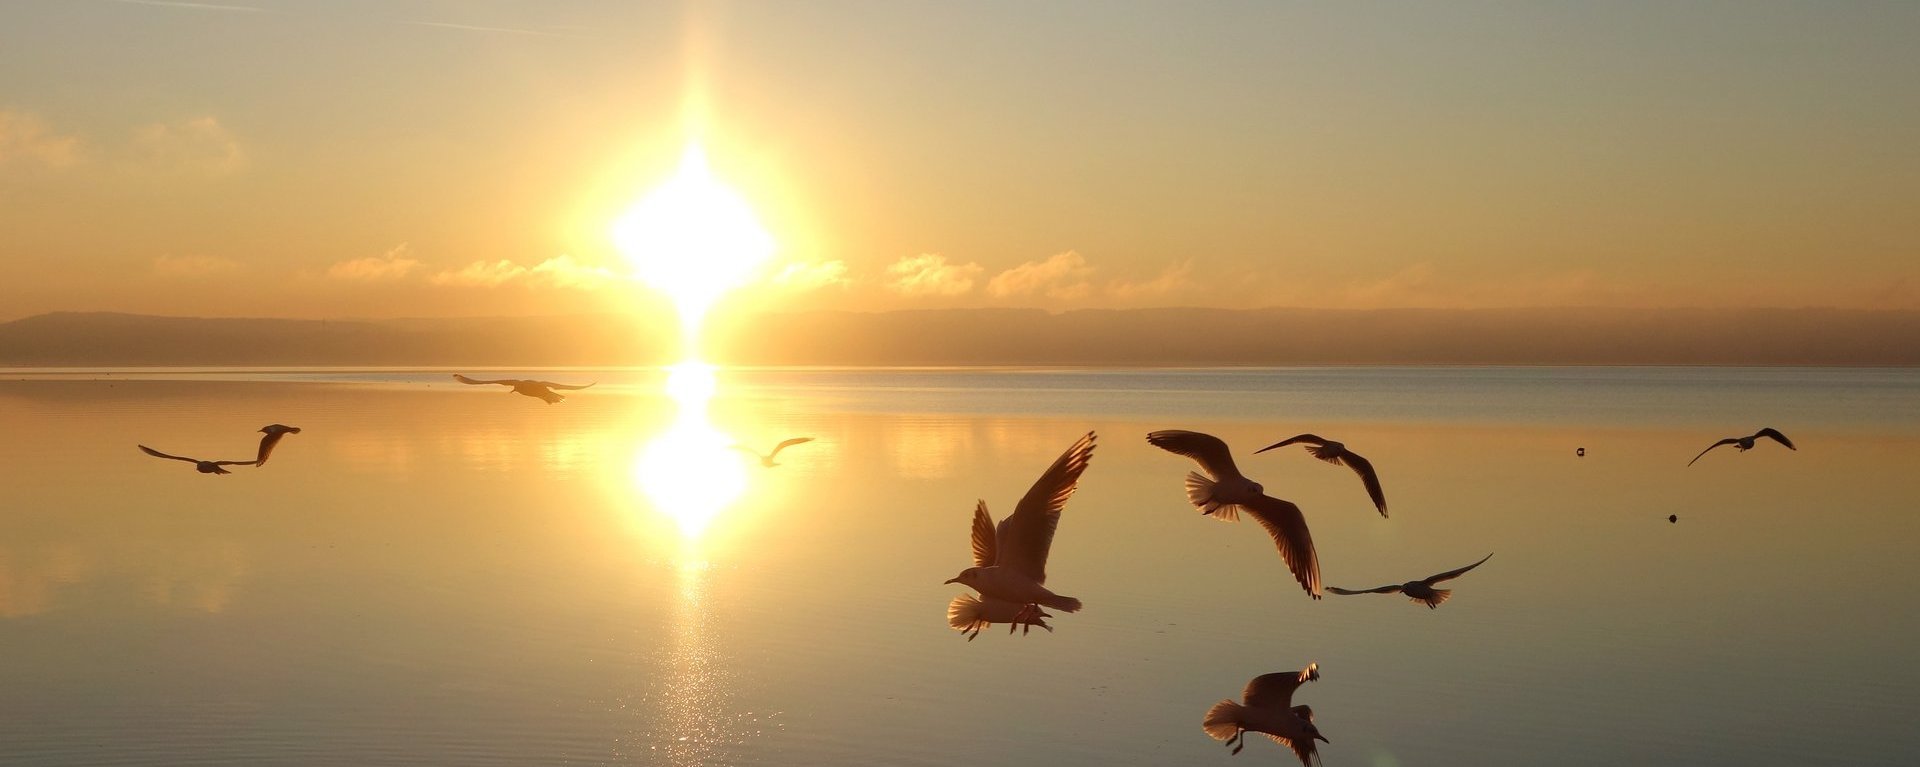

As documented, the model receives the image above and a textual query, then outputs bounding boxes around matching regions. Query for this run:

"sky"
[2,0,1917,321]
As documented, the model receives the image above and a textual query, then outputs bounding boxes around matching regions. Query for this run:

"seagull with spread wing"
[731,437,815,468]
[1328,552,1493,609]
[1255,433,1389,518]
[452,374,596,404]
[1688,427,1796,466]
[138,445,255,475]
[1147,430,1321,600]
[944,431,1096,632]
[251,424,302,467]
[1203,663,1329,765]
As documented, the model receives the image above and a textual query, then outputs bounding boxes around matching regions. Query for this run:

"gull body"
[138,445,254,475]
[252,424,302,466]
[947,594,1052,640]
[1203,663,1328,766]
[1688,427,1795,466]
[452,374,596,404]
[1255,433,1389,518]
[1327,552,1493,609]
[1147,430,1321,599]
[731,437,815,467]
[945,432,1096,634]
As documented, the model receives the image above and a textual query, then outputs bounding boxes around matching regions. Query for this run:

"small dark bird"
[1576,447,1586,457]
[1327,553,1493,609]
[452,374,596,404]
[252,424,302,466]
[730,437,816,468]
[138,445,255,474]
[1254,433,1388,518]
[1203,663,1328,765]
[1669,514,1678,524]
[1688,427,1796,467]
[1148,430,1321,600]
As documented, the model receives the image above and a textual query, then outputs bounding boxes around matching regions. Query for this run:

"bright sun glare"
[611,144,775,349]
[633,361,747,539]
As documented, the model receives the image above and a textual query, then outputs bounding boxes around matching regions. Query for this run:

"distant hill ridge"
[3,308,1918,366]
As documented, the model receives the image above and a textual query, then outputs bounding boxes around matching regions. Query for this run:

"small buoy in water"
[1668,514,1678,523]
[1576,447,1586,457]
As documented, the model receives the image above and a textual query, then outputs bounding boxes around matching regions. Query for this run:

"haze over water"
[2,367,1917,765]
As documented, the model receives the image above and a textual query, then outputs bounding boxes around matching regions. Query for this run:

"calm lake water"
[2,367,1917,766]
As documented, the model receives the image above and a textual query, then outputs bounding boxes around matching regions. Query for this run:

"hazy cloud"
[988,251,1095,299]
[401,20,568,37]
[153,254,241,277]
[430,254,620,288]
[1108,260,1195,299]
[770,260,851,292]
[0,111,83,169]
[327,244,422,282]
[134,117,243,174]
[888,254,981,296]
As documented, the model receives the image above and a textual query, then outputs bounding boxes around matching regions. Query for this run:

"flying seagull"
[944,431,1096,629]
[1254,433,1389,518]
[138,445,255,475]
[730,437,815,468]
[1687,427,1796,467]
[251,424,302,467]
[452,374,596,404]
[1147,430,1321,599]
[1327,553,1493,609]
[1203,663,1328,766]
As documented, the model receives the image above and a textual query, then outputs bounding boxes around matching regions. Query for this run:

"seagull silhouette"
[1203,663,1329,765]
[1687,427,1796,467]
[138,445,255,474]
[452,374,596,404]
[730,437,815,468]
[1254,433,1389,518]
[251,424,302,466]
[947,594,1052,641]
[1148,430,1321,599]
[945,432,1096,628]
[1327,553,1493,609]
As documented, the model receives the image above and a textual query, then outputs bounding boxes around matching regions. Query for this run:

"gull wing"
[767,437,815,459]
[1265,733,1317,767]
[1253,434,1327,454]
[1687,438,1740,466]
[1755,428,1796,450]
[210,460,257,467]
[534,380,596,391]
[995,431,1096,584]
[970,500,997,568]
[1146,430,1242,480]
[138,445,198,463]
[254,432,288,465]
[453,374,514,386]
[1243,494,1322,599]
[1243,663,1319,708]
[1337,451,1389,518]
[1327,584,1403,596]
[1422,552,1494,585]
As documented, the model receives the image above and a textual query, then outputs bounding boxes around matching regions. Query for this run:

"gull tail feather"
[1185,472,1241,521]
[1418,589,1452,609]
[947,594,988,632]
[1203,700,1245,741]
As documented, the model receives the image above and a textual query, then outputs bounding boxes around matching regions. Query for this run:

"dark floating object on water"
[1669,514,1678,524]
[1576,447,1586,457]
[138,445,255,475]
[1688,427,1796,467]
[1327,553,1494,609]
[452,374,596,404]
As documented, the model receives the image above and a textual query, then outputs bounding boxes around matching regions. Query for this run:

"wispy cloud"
[114,0,269,13]
[988,251,1095,300]
[134,116,244,174]
[887,254,981,296]
[153,254,241,277]
[430,255,620,288]
[400,20,568,37]
[326,244,421,282]
[0,111,84,169]
[770,260,851,292]
[1108,260,1195,300]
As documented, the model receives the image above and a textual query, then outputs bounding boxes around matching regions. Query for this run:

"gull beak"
[942,578,960,585]
[1314,733,1330,744]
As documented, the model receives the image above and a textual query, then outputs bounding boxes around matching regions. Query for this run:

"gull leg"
[1230,728,1245,755]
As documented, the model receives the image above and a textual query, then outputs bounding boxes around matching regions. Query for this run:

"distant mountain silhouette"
[4,308,1918,367]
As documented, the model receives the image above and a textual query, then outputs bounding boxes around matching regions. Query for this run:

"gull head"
[944,567,984,588]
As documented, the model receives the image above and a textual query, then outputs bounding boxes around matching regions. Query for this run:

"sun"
[611,143,775,349]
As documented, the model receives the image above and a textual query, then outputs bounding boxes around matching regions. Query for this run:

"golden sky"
[2,1,1916,320]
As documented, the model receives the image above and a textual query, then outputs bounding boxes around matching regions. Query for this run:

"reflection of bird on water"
[1203,663,1328,765]
[451,374,596,404]
[730,437,815,467]
[1688,427,1794,466]
[251,424,302,466]
[138,445,254,474]
[1255,433,1389,518]
[947,594,1052,640]
[1148,430,1321,600]
[944,432,1096,630]
[1327,553,1493,609]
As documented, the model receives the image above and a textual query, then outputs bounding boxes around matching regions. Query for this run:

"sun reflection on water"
[634,361,747,539]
